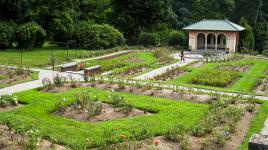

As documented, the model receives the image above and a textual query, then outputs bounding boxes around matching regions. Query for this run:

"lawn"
[0,87,208,149]
[164,59,268,94]
[85,52,177,78]
[0,47,121,68]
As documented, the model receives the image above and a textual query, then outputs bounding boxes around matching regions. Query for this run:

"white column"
[215,36,218,50]
[205,37,208,50]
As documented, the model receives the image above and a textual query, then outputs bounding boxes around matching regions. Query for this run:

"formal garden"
[1,0,268,150]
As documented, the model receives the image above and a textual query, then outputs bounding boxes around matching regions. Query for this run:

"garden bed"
[191,70,241,87]
[255,78,268,95]
[187,61,206,69]
[152,67,189,81]
[218,64,252,72]
[55,102,150,122]
[0,67,37,88]
[40,81,212,103]
[0,125,66,150]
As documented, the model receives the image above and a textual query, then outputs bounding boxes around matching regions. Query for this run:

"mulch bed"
[116,66,149,78]
[255,78,268,95]
[187,62,206,69]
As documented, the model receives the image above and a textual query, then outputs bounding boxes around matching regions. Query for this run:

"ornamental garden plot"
[153,59,268,94]
[0,67,38,88]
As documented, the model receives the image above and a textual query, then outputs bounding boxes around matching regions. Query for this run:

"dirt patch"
[187,62,205,69]
[218,64,252,72]
[124,56,143,63]
[0,104,23,113]
[55,102,150,123]
[153,68,188,81]
[37,140,68,150]
[86,83,212,103]
[255,78,268,95]
[40,85,73,93]
[0,125,67,150]
[117,67,149,77]
[0,67,32,85]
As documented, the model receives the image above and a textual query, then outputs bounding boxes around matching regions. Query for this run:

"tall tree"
[111,0,177,45]
[239,17,255,51]
[192,0,235,21]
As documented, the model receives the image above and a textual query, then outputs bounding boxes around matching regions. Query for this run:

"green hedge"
[140,32,160,46]
[75,22,125,49]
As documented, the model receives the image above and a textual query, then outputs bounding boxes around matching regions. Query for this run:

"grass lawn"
[0,71,39,89]
[165,59,268,94]
[0,88,208,149]
[85,52,177,77]
[0,47,121,68]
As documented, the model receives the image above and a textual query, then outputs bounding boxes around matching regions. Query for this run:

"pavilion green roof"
[183,19,245,31]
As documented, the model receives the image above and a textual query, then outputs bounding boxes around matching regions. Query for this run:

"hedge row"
[140,30,187,48]
[0,21,125,50]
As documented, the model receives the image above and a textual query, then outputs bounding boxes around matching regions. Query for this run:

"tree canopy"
[0,0,267,52]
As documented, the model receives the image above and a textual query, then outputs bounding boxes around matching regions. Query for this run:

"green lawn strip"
[239,101,268,150]
[85,52,176,76]
[0,88,208,149]
[0,71,39,89]
[230,60,268,93]
[165,59,268,94]
[0,47,124,68]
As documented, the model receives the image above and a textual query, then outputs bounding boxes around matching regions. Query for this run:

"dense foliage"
[0,21,16,49]
[16,22,47,49]
[75,22,124,49]
[0,0,267,52]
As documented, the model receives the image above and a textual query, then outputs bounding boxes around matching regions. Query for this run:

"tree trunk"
[136,26,144,45]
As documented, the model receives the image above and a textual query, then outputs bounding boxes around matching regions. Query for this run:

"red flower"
[153,139,160,146]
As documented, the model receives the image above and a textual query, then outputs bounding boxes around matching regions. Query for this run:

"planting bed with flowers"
[0,67,38,88]
[164,59,268,94]
[0,87,208,150]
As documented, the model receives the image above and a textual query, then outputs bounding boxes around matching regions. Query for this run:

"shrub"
[165,124,185,142]
[109,93,133,113]
[153,47,173,63]
[75,22,125,49]
[16,22,46,49]
[0,21,16,49]
[168,31,186,47]
[53,75,66,87]
[140,32,160,46]
[191,70,240,87]
[0,94,18,107]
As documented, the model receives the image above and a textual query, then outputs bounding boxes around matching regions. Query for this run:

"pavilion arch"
[207,33,216,49]
[217,33,227,50]
[196,33,206,49]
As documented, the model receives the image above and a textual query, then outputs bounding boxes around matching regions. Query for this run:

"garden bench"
[60,62,78,72]
[84,65,101,76]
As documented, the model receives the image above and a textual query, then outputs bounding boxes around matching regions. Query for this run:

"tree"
[111,0,177,45]
[193,0,235,21]
[239,17,255,52]
[16,22,47,49]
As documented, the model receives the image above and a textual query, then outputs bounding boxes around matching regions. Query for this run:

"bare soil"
[55,102,150,122]
[0,68,31,85]
[153,68,188,81]
[88,83,212,103]
[41,83,212,103]
[0,125,67,150]
[0,104,23,113]
[117,67,149,78]
[187,62,205,69]
[255,78,268,95]
[218,64,252,72]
